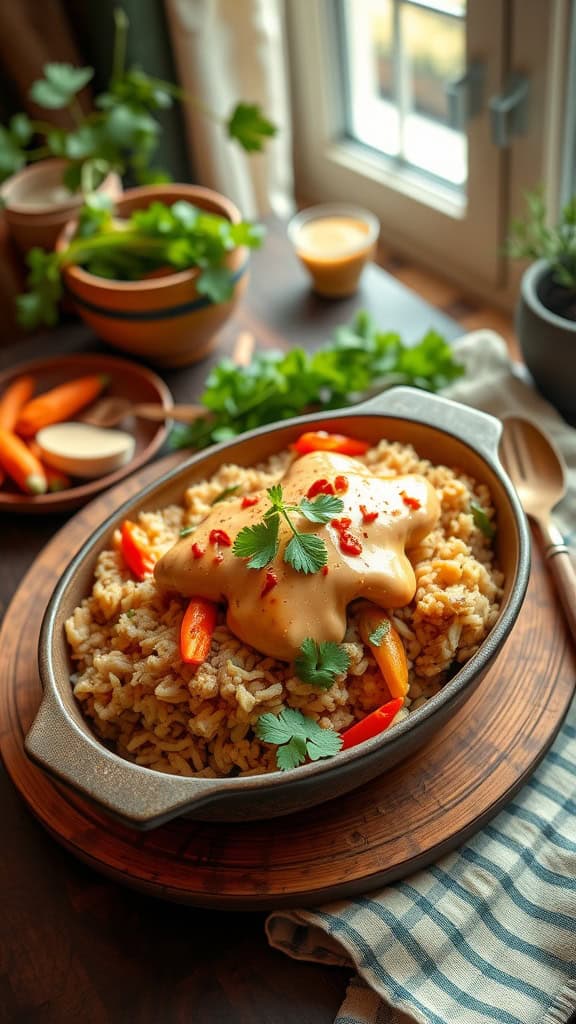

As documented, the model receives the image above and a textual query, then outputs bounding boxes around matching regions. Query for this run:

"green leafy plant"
[0,8,276,192]
[232,484,344,575]
[294,639,351,689]
[255,707,343,771]
[508,188,576,294]
[171,310,465,450]
[16,194,264,329]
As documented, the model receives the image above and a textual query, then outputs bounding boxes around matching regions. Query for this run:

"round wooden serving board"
[1,454,574,910]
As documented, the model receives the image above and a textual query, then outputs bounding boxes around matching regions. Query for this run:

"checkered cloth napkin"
[266,331,576,1024]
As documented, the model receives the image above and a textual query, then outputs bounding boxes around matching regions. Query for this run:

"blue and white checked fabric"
[266,333,576,1024]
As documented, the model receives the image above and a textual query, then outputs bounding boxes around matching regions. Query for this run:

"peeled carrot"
[15,374,109,437]
[0,375,36,431]
[180,597,217,666]
[27,439,71,492]
[0,427,47,494]
[358,605,409,700]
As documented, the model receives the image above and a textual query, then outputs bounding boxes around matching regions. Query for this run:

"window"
[286,0,571,302]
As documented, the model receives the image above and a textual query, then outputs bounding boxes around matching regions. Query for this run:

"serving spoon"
[81,398,208,427]
[500,415,576,642]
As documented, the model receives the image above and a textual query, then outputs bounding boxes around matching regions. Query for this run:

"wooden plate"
[0,353,172,513]
[0,454,574,910]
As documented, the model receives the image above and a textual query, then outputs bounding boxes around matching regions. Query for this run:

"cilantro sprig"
[470,501,496,539]
[255,708,343,771]
[233,485,344,575]
[294,638,350,690]
[368,620,390,646]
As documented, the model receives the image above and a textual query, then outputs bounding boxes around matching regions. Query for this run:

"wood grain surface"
[1,453,574,912]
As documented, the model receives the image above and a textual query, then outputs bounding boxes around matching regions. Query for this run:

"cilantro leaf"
[30,63,93,109]
[233,514,279,568]
[299,494,345,523]
[211,485,240,504]
[284,532,327,574]
[267,484,284,509]
[255,707,342,772]
[294,638,351,689]
[227,102,277,152]
[196,267,235,304]
[368,620,390,647]
[470,501,496,539]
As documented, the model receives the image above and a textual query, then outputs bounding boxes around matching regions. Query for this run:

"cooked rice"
[66,440,504,777]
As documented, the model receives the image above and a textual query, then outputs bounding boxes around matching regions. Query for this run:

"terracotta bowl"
[1,158,121,253]
[26,388,530,828]
[57,184,250,368]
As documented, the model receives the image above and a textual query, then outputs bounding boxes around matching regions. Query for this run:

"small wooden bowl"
[0,353,172,514]
[27,388,531,827]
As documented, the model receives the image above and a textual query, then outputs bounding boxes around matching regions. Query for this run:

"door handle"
[445,62,485,130]
[489,74,530,147]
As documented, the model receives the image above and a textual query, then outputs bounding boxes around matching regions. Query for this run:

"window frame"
[285,0,571,307]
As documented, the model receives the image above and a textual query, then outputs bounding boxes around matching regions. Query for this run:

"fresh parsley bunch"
[0,8,277,191]
[16,196,264,330]
[172,310,465,450]
[256,708,343,771]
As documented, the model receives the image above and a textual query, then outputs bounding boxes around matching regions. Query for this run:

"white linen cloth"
[266,330,576,1024]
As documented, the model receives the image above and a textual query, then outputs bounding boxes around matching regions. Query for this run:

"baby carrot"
[27,439,71,492]
[16,374,109,436]
[0,375,36,431]
[0,427,47,494]
[358,605,409,700]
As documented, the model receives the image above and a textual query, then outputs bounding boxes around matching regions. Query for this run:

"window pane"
[339,0,467,189]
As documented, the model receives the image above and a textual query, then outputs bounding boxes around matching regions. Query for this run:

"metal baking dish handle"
[352,386,503,464]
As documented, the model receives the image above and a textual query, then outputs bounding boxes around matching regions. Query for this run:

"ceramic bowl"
[57,184,250,368]
[0,353,172,514]
[26,387,530,828]
[1,158,121,253]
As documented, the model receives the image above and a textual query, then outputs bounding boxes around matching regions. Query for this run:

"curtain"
[163,0,294,219]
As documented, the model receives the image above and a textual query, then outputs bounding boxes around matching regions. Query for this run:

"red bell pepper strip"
[340,697,404,750]
[180,597,218,666]
[292,431,370,456]
[120,520,156,580]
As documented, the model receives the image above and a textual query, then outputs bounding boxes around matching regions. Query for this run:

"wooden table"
[0,222,464,1024]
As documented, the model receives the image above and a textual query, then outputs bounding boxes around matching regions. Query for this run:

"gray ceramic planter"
[515,259,576,423]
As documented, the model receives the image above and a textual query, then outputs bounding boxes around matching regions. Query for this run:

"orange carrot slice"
[120,520,157,580]
[16,374,109,436]
[180,597,218,666]
[0,375,36,431]
[0,427,47,494]
[358,605,409,700]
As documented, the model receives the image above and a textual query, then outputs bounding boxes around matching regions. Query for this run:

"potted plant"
[0,8,275,253]
[16,187,264,367]
[509,189,576,422]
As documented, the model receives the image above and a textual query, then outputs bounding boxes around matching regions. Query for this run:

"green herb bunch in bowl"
[17,185,264,367]
[0,7,276,254]
[509,188,576,421]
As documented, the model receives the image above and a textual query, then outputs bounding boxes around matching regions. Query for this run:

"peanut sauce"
[154,451,440,661]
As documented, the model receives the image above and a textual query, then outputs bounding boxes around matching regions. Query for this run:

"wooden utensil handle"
[546,546,576,644]
[539,519,576,644]
[134,403,207,424]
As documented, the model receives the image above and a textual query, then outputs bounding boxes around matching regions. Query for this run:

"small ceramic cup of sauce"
[287,203,380,298]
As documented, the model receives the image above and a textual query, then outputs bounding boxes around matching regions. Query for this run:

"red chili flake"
[213,552,224,565]
[321,565,329,576]
[307,478,334,498]
[331,517,362,556]
[191,542,204,559]
[400,491,421,510]
[334,475,349,493]
[260,570,279,597]
[209,528,232,547]
[360,504,378,524]
[332,517,352,532]
[241,496,259,508]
